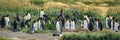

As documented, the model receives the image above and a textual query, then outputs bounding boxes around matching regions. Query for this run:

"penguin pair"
[38,18,45,30]
[28,20,37,34]
[64,18,76,30]
[33,18,44,31]
[111,17,115,30]
[28,18,45,34]
[24,11,31,28]
[58,9,65,27]
[28,20,38,34]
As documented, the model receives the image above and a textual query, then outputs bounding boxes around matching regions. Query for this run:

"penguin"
[25,11,31,28]
[38,18,42,30]
[53,19,61,36]
[106,16,111,29]
[111,17,115,30]
[88,15,94,31]
[0,16,6,28]
[24,14,28,28]
[83,18,88,30]
[96,19,103,31]
[84,14,89,24]
[12,18,18,32]
[38,18,45,30]
[64,18,70,30]
[70,19,76,30]
[16,14,20,22]
[114,20,119,32]
[40,9,45,18]
[43,14,49,23]
[24,12,31,28]
[28,20,36,34]
[88,21,94,32]
[80,16,84,27]
[33,20,38,31]
[20,16,25,28]
[58,9,65,27]
[26,11,31,21]
[40,18,45,30]
[72,13,77,24]
[5,15,10,26]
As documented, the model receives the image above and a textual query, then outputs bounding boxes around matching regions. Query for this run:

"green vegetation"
[61,31,120,40]
[0,37,11,40]
[0,0,119,33]
[44,23,55,30]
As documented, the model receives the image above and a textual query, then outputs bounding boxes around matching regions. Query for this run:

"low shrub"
[44,23,56,30]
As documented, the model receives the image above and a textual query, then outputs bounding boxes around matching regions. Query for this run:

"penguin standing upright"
[0,16,6,28]
[40,9,45,18]
[83,18,88,30]
[5,15,10,26]
[33,20,38,31]
[84,14,89,23]
[16,14,20,22]
[88,15,94,32]
[39,18,45,30]
[88,21,94,32]
[24,11,31,28]
[21,16,25,28]
[28,20,36,34]
[106,16,111,29]
[70,19,76,30]
[43,14,49,23]
[72,13,77,24]
[56,19,61,33]
[38,18,42,30]
[58,9,65,27]
[65,19,70,30]
[80,16,84,27]
[12,18,18,32]
[53,19,61,36]
[96,19,103,31]
[24,14,27,27]
[114,20,119,32]
[111,17,115,30]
